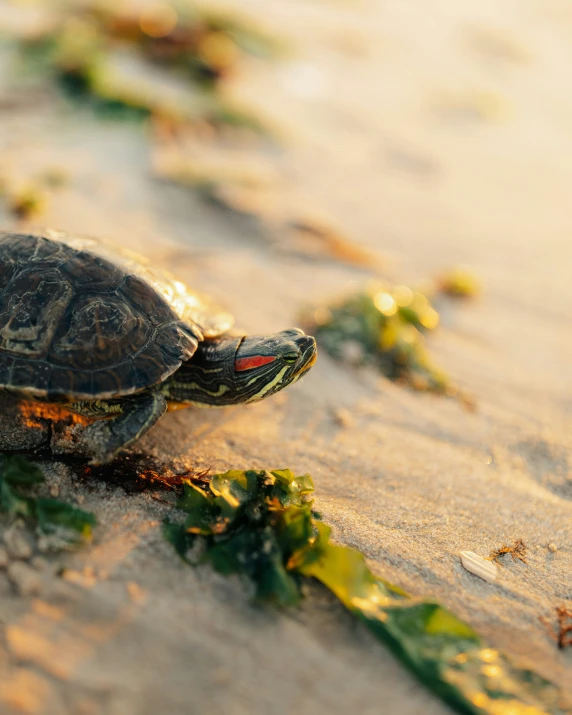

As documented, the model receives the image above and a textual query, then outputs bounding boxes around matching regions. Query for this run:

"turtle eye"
[283,352,299,364]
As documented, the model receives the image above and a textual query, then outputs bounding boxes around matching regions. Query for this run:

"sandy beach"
[0,1,571,713]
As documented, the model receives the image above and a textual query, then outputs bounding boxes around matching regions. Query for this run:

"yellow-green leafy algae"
[89,1,282,81]
[0,455,96,542]
[16,1,280,125]
[164,469,315,605]
[305,282,456,395]
[438,267,482,299]
[164,469,567,715]
[5,183,49,220]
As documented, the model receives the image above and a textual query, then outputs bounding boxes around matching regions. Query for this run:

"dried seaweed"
[0,455,96,542]
[489,539,527,564]
[303,282,458,396]
[287,219,384,269]
[555,607,572,650]
[540,606,572,650]
[164,468,567,715]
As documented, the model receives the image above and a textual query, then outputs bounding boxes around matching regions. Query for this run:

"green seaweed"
[0,455,96,542]
[164,469,312,605]
[165,468,568,715]
[304,282,458,396]
[16,1,280,129]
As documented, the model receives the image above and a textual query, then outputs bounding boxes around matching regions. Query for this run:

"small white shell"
[460,551,498,583]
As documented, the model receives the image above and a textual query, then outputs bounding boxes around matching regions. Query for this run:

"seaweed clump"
[489,538,527,565]
[164,468,565,715]
[438,267,482,298]
[164,469,315,605]
[304,282,457,396]
[541,606,572,651]
[0,454,96,543]
[17,1,280,127]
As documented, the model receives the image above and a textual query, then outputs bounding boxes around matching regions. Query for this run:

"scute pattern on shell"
[0,230,229,399]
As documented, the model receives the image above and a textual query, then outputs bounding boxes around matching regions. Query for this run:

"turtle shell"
[0,229,234,400]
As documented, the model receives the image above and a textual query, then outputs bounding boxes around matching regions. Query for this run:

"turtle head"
[164,328,317,407]
[233,328,317,403]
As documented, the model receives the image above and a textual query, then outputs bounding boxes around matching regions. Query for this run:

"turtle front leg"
[68,390,167,464]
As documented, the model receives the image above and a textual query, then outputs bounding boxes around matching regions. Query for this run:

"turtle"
[0,229,317,464]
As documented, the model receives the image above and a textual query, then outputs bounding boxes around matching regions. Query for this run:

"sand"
[0,0,571,713]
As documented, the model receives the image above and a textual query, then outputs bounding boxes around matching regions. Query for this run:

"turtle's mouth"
[291,334,317,381]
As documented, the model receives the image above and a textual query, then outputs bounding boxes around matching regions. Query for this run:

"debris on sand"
[540,606,572,650]
[6,183,49,220]
[460,550,498,583]
[286,217,384,270]
[153,137,384,268]
[489,538,527,565]
[437,266,482,299]
[554,607,572,650]
[0,167,69,221]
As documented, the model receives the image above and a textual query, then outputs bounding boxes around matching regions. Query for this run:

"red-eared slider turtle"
[0,229,317,463]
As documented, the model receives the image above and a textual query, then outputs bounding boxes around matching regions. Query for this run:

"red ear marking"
[235,355,277,371]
